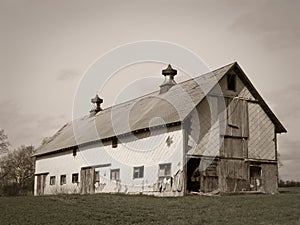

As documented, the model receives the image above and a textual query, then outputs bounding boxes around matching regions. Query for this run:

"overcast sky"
[0,0,299,180]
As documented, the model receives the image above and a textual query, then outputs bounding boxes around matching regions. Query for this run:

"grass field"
[0,188,299,225]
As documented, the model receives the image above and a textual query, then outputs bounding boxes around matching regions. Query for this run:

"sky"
[0,0,299,180]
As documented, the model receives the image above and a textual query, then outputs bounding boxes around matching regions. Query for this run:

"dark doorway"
[187,158,201,192]
[250,166,262,191]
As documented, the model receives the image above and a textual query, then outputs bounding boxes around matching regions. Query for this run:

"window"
[50,176,56,185]
[72,173,79,183]
[133,166,144,179]
[159,163,171,177]
[111,169,120,181]
[60,175,66,185]
[112,137,118,148]
[227,74,236,91]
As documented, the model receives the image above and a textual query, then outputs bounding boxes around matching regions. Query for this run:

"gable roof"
[34,62,286,157]
[232,63,286,134]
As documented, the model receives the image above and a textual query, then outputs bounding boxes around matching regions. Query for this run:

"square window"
[72,173,79,183]
[133,166,144,179]
[60,175,66,185]
[111,169,120,181]
[50,176,56,185]
[159,163,171,177]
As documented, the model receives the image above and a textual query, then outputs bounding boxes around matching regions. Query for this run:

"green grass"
[0,188,300,225]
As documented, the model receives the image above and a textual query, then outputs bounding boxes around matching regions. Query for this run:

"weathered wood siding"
[223,98,249,138]
[220,138,248,158]
[197,159,278,193]
[185,72,278,193]
[187,72,256,158]
[218,159,249,192]
[261,163,278,193]
[248,102,276,160]
[35,174,47,196]
[199,158,219,192]
[80,168,95,194]
[175,69,277,162]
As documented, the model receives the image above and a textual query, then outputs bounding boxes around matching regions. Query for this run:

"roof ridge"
[92,62,236,117]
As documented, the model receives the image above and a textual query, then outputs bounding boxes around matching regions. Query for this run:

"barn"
[33,62,286,196]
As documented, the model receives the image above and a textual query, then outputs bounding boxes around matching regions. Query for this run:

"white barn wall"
[34,150,85,195]
[35,126,183,195]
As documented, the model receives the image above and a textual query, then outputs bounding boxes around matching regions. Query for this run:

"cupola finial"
[160,64,177,94]
[89,94,103,116]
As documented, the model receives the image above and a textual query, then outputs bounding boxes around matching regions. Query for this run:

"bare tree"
[0,129,9,155]
[0,145,35,195]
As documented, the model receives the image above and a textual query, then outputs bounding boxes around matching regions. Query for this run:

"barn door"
[80,167,95,194]
[36,174,47,195]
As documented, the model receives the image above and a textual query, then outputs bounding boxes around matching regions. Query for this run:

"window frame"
[133,166,144,179]
[50,176,56,185]
[158,163,171,178]
[110,169,120,181]
[72,173,79,183]
[60,174,66,185]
